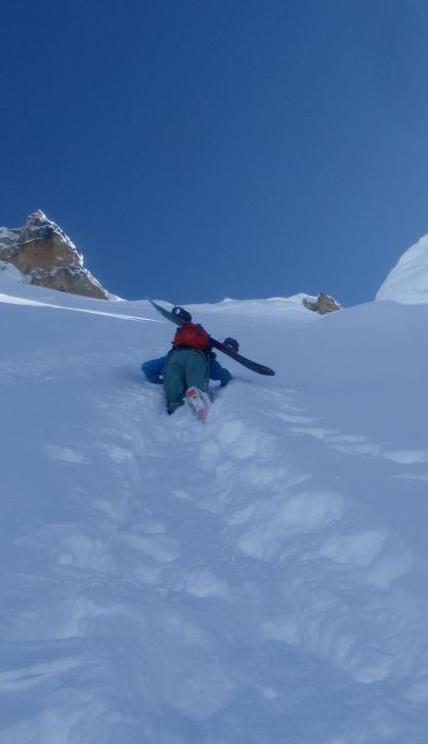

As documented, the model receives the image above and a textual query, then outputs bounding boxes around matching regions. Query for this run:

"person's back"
[172,322,211,353]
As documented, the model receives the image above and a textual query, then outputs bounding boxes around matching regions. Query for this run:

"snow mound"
[376,234,428,304]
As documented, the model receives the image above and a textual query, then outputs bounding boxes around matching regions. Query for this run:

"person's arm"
[209,357,232,387]
[141,356,166,384]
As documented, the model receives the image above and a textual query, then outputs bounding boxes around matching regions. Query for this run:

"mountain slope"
[1,275,428,744]
[376,234,428,304]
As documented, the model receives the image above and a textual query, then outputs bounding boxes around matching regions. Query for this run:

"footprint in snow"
[229,490,344,561]
[46,444,89,464]
[125,533,181,563]
[319,529,413,589]
[177,568,229,599]
[383,449,428,465]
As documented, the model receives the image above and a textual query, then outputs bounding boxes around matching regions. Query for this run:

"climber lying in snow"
[142,307,238,417]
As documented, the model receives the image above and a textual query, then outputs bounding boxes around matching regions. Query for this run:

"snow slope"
[1,270,428,744]
[376,234,428,304]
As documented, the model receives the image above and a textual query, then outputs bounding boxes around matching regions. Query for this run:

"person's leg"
[163,351,187,414]
[185,351,209,392]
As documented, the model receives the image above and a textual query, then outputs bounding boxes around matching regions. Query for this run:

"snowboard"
[149,300,275,377]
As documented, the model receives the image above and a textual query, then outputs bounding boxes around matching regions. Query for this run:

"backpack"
[172,323,210,352]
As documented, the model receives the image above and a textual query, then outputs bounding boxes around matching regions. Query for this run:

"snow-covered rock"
[302,291,342,314]
[376,234,428,304]
[0,211,109,299]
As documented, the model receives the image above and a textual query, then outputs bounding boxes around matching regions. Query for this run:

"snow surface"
[376,234,428,304]
[1,276,428,743]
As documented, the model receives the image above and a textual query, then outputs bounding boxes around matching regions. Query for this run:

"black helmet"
[224,337,239,352]
[172,306,192,323]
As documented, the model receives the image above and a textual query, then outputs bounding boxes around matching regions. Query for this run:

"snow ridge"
[376,234,428,304]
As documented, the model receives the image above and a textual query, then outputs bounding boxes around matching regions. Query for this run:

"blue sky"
[1,0,428,305]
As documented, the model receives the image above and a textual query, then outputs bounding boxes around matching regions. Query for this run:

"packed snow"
[1,261,428,743]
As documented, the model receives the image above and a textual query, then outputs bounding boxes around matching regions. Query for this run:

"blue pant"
[163,349,208,413]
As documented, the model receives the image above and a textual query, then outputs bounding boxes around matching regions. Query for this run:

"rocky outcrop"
[303,292,342,315]
[0,211,109,299]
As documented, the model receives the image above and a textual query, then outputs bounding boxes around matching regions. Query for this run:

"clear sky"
[1,0,428,305]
